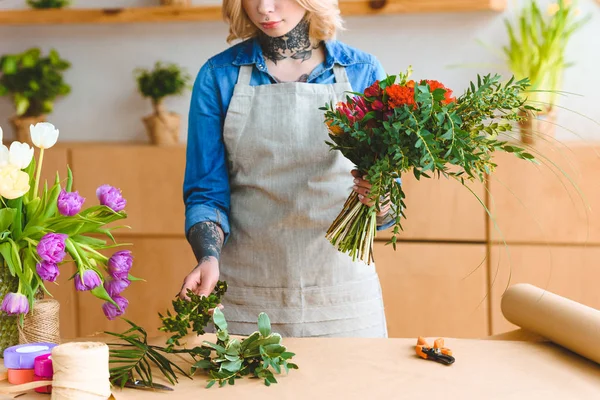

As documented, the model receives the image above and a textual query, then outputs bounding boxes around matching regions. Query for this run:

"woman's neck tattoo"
[259,19,320,64]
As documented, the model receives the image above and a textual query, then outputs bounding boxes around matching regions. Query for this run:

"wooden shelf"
[0,0,506,26]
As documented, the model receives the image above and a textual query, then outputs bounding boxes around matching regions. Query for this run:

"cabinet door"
[489,146,600,244]
[377,175,486,242]
[70,145,187,236]
[490,244,600,334]
[374,242,489,338]
[76,237,196,337]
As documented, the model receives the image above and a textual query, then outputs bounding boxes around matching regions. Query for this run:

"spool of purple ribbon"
[3,343,57,369]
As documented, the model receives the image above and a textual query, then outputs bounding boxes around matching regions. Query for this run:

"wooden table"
[3,330,600,399]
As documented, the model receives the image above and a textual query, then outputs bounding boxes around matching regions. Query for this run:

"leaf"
[258,312,271,337]
[0,208,16,232]
[91,284,118,307]
[193,359,212,370]
[212,307,228,331]
[221,359,243,373]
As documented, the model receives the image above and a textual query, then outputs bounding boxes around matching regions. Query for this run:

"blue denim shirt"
[183,37,394,241]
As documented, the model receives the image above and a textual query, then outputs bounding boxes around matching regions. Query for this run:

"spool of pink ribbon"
[34,354,53,394]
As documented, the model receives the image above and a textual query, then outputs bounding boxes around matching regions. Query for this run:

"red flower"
[385,84,416,109]
[336,96,370,125]
[421,80,455,104]
[364,80,382,97]
[371,100,385,111]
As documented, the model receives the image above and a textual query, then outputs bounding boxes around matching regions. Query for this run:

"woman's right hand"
[179,256,220,301]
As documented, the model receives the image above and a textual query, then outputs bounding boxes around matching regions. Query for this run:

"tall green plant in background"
[503,0,590,111]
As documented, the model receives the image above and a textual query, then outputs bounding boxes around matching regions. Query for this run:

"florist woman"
[180,0,394,337]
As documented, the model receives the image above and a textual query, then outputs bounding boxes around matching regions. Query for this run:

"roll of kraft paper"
[501,283,600,364]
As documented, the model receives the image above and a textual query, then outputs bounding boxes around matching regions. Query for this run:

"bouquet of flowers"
[322,67,538,265]
[0,122,137,350]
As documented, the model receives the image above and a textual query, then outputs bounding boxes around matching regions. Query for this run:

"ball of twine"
[18,298,61,345]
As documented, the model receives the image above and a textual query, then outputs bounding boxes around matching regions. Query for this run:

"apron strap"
[333,64,349,84]
[237,65,253,85]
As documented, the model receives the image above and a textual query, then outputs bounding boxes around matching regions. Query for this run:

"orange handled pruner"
[415,337,455,365]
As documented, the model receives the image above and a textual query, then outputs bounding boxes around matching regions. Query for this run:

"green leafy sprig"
[190,308,298,388]
[159,281,228,351]
[105,319,192,388]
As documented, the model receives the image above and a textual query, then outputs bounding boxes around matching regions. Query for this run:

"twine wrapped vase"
[0,259,19,354]
[10,114,46,145]
[160,0,191,6]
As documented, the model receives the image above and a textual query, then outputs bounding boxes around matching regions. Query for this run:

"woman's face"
[243,0,307,38]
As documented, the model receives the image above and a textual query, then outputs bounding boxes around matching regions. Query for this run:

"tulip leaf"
[91,284,118,307]
[66,165,73,192]
[0,208,16,232]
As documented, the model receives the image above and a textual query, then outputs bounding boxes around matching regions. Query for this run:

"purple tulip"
[1,293,29,315]
[102,295,129,320]
[36,261,59,282]
[57,189,85,216]
[108,250,133,280]
[103,277,130,297]
[36,233,68,263]
[96,184,126,212]
[74,270,102,291]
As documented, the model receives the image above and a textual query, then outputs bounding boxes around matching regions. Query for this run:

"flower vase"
[518,107,556,145]
[10,115,47,146]
[0,259,19,355]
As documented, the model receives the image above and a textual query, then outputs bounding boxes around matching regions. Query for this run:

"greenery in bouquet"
[322,67,539,264]
[0,122,138,322]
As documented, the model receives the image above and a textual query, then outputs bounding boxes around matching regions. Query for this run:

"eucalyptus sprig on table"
[190,308,299,388]
[159,280,228,351]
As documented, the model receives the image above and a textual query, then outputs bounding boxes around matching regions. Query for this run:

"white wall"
[0,0,598,142]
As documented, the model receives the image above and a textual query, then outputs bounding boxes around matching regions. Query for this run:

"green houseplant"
[502,0,590,143]
[134,61,191,146]
[27,0,71,9]
[0,48,71,144]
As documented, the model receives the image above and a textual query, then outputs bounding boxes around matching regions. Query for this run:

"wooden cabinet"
[377,175,486,242]
[76,237,196,337]
[489,244,600,335]
[40,143,600,340]
[488,145,600,244]
[375,242,488,338]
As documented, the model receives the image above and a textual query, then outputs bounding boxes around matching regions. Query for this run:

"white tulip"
[8,142,34,169]
[30,122,59,149]
[0,145,8,168]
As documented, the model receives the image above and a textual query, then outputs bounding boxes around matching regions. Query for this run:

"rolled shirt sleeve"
[183,60,232,242]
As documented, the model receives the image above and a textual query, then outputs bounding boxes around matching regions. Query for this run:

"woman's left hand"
[351,169,391,217]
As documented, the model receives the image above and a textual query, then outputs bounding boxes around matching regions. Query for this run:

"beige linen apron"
[220,64,387,338]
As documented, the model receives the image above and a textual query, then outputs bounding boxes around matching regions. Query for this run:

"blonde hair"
[222,0,344,44]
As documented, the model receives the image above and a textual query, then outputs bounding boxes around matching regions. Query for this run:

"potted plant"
[502,0,589,144]
[0,122,138,353]
[159,0,191,6]
[0,48,71,144]
[134,61,191,146]
[26,0,71,8]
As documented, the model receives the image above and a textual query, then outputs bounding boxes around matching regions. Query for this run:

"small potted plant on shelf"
[159,0,191,6]
[27,0,71,9]
[0,48,71,144]
[134,61,191,146]
[502,0,589,144]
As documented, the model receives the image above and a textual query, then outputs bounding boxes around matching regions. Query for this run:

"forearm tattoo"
[187,222,224,264]
[258,18,320,64]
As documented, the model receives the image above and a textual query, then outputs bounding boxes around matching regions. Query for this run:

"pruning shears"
[415,337,455,366]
